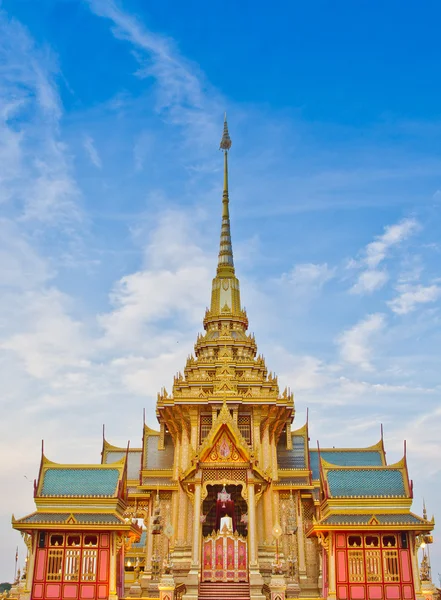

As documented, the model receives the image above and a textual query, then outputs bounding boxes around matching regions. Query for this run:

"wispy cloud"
[350,269,389,294]
[0,10,80,224]
[388,284,441,315]
[349,218,419,295]
[83,135,102,168]
[278,263,335,294]
[364,219,419,269]
[337,313,385,371]
[85,0,221,148]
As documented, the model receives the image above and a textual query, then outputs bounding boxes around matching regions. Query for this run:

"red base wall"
[334,531,414,600]
[32,532,111,600]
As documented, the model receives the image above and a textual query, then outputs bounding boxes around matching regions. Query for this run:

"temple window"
[383,549,400,582]
[348,549,364,582]
[47,549,63,581]
[365,535,379,547]
[365,549,382,582]
[67,535,81,546]
[382,535,396,547]
[200,414,212,443]
[64,549,80,581]
[348,535,362,547]
[84,534,98,546]
[81,549,98,582]
[44,532,100,583]
[50,534,64,547]
[238,414,251,445]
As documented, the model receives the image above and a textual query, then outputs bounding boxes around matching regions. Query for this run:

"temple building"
[11,118,436,600]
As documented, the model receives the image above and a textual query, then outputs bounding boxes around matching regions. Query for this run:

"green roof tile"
[327,469,406,497]
[41,468,120,497]
[310,450,383,480]
[18,512,124,524]
[105,451,141,481]
[277,435,307,469]
[320,513,424,525]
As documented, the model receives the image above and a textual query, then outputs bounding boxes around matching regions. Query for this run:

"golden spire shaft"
[223,148,229,217]
[217,114,234,276]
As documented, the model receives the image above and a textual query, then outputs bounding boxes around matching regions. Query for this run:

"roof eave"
[308,521,434,536]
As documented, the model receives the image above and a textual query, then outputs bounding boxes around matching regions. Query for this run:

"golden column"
[248,479,258,567]
[191,475,202,567]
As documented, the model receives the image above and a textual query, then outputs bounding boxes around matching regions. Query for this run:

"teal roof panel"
[105,451,141,481]
[41,468,120,497]
[144,434,174,470]
[310,450,383,480]
[319,513,425,525]
[277,435,306,469]
[17,512,124,524]
[327,469,406,497]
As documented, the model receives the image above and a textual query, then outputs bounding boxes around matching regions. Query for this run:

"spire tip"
[220,114,232,151]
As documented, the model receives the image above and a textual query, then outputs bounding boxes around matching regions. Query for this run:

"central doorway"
[202,484,248,537]
[201,484,248,582]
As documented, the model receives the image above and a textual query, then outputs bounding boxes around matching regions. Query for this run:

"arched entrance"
[201,484,248,582]
[202,484,248,537]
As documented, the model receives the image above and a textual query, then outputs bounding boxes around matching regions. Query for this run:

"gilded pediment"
[202,428,248,464]
[196,403,253,466]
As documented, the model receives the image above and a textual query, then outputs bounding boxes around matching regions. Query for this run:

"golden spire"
[217,113,234,276]
[204,115,245,326]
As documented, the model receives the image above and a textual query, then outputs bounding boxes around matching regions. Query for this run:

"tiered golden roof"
[156,115,294,442]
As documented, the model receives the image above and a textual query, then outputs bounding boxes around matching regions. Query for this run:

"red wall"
[32,532,111,600]
[334,532,414,600]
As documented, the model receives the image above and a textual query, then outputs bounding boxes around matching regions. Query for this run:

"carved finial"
[423,499,427,520]
[219,113,232,151]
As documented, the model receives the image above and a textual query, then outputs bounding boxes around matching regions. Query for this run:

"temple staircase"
[198,581,251,600]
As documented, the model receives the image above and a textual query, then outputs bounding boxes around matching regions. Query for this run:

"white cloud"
[99,209,212,349]
[350,269,389,294]
[349,218,419,296]
[83,135,102,168]
[85,0,221,148]
[364,219,419,268]
[337,313,385,371]
[278,263,335,294]
[0,220,51,289]
[397,255,423,285]
[281,355,332,391]
[133,131,154,171]
[0,11,81,224]
[388,284,441,315]
[1,288,90,380]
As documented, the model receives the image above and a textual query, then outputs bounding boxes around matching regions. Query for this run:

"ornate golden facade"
[11,118,435,600]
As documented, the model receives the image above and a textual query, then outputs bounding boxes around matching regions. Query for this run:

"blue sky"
[1,0,441,584]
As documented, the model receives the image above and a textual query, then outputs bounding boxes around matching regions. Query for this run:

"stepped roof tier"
[12,453,140,539]
[155,115,294,461]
